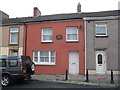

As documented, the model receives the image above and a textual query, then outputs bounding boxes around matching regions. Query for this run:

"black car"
[0,56,35,87]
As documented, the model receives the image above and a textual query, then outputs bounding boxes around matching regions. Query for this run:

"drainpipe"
[23,23,27,56]
[83,18,87,74]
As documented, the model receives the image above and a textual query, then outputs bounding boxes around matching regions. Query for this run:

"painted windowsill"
[9,44,18,46]
[34,63,56,66]
[66,41,79,43]
[41,41,53,43]
[95,36,109,38]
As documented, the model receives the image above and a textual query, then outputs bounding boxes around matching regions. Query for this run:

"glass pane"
[96,24,106,35]
[34,51,38,57]
[67,34,77,40]
[67,27,78,41]
[98,54,102,64]
[40,57,44,62]
[0,60,1,67]
[11,33,18,44]
[34,57,38,62]
[9,60,18,67]
[96,27,106,35]
[40,51,49,57]
[51,51,55,57]
[45,57,49,62]
[97,24,106,27]
[43,28,52,35]
[11,27,18,32]
[51,57,54,62]
[67,27,77,34]
[43,35,52,40]
[0,59,6,67]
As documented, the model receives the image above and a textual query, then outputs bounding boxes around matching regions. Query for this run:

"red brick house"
[24,13,85,75]
[1,6,85,75]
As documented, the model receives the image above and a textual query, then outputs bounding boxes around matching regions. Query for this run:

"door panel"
[96,51,107,74]
[69,51,79,74]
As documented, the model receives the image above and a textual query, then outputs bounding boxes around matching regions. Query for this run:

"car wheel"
[1,75,11,87]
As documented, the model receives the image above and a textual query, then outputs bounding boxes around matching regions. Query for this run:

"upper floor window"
[10,27,19,44]
[66,27,78,42]
[42,28,52,42]
[95,24,107,36]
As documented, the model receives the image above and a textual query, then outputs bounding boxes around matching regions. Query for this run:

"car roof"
[0,56,30,59]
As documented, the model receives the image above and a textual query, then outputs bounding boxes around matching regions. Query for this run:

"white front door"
[96,51,107,74]
[69,51,79,74]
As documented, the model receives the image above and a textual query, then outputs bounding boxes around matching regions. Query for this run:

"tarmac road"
[2,79,119,89]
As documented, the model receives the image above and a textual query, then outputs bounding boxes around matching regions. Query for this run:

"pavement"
[31,74,120,88]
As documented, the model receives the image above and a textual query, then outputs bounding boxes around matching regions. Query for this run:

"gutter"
[0,23,23,26]
[21,18,83,25]
[83,16,119,20]
[23,23,27,56]
[0,18,83,26]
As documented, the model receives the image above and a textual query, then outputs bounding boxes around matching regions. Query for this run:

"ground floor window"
[33,50,56,65]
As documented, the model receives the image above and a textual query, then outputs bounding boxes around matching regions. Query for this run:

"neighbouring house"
[84,10,120,75]
[0,19,24,56]
[0,7,41,56]
[0,10,9,20]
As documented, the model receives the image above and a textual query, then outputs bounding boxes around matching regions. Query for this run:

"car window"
[22,57,31,65]
[8,59,18,67]
[0,59,6,67]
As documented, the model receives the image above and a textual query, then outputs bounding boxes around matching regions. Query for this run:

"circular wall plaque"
[56,35,62,40]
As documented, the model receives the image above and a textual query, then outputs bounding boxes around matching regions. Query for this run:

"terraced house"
[0,11,25,56]
[84,10,119,75]
[23,7,85,75]
[0,8,41,56]
[0,6,119,75]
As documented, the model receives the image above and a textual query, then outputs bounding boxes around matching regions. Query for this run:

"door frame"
[96,50,107,74]
[69,51,79,75]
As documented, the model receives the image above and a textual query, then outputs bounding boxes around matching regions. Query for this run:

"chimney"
[0,10,9,20]
[77,2,81,12]
[33,7,41,16]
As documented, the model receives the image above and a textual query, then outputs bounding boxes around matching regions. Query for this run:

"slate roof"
[1,10,120,25]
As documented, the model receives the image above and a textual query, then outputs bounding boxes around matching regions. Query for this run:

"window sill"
[66,41,79,43]
[9,44,18,46]
[34,63,56,66]
[95,36,109,38]
[41,41,53,43]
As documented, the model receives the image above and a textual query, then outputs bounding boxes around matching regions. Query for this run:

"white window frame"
[10,27,19,44]
[95,24,107,36]
[41,28,53,42]
[33,51,56,65]
[66,27,78,42]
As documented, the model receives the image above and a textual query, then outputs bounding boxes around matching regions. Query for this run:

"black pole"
[65,68,68,80]
[86,69,89,82]
[110,70,114,83]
